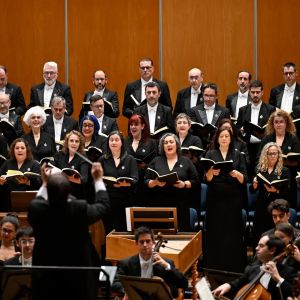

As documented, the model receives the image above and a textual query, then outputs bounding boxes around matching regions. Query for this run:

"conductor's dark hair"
[47,173,71,206]
[134,226,155,242]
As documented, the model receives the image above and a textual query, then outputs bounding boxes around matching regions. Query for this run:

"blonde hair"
[257,142,283,176]
[62,130,85,154]
[266,109,296,135]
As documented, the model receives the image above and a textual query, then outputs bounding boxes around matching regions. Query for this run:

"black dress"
[252,166,290,245]
[22,131,56,162]
[145,155,199,231]
[124,136,157,206]
[0,159,41,210]
[53,151,89,200]
[204,148,248,273]
[99,154,138,233]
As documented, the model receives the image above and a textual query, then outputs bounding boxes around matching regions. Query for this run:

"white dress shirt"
[281,82,296,113]
[93,88,105,97]
[147,103,158,133]
[139,255,153,278]
[0,112,9,120]
[53,115,64,142]
[204,103,216,124]
[250,101,262,143]
[190,87,201,108]
[44,82,55,108]
[97,115,104,134]
[235,90,249,118]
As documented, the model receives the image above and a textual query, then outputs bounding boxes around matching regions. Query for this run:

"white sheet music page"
[196,277,215,300]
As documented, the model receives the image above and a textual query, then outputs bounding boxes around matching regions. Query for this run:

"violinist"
[213,235,297,300]
[112,226,188,299]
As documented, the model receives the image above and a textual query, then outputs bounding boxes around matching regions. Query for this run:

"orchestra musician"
[112,226,188,299]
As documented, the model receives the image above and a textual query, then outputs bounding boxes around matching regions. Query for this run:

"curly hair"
[62,130,85,154]
[265,109,296,135]
[257,142,283,176]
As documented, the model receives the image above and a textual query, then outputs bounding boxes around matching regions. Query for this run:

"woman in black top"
[146,133,199,231]
[22,106,56,162]
[124,113,157,205]
[53,130,89,199]
[99,131,138,233]
[0,138,41,210]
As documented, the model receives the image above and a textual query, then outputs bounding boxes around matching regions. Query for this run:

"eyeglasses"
[43,71,57,76]
[82,124,94,128]
[267,152,279,156]
[140,66,152,70]
[283,72,295,76]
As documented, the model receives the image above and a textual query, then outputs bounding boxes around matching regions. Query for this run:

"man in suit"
[236,80,276,179]
[123,58,172,118]
[28,61,74,116]
[43,96,78,149]
[0,93,24,145]
[112,226,188,298]
[134,81,174,138]
[28,162,110,300]
[189,82,230,149]
[213,235,296,300]
[0,65,26,115]
[269,62,300,114]
[173,67,204,118]
[263,199,300,237]
[226,70,252,119]
[79,69,119,120]
[89,94,118,136]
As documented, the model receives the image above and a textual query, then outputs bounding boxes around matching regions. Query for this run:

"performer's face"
[136,233,154,260]
[93,71,107,90]
[0,94,10,114]
[283,66,297,87]
[14,142,27,162]
[68,134,80,154]
[218,130,231,147]
[176,117,190,134]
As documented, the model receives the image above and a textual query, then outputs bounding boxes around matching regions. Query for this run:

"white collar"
[285,82,296,92]
[204,104,215,110]
[238,90,249,98]
[141,78,153,86]
[251,101,262,110]
[147,102,158,112]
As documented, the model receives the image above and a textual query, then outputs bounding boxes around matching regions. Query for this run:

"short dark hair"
[0,213,20,231]
[211,127,234,151]
[16,226,34,241]
[202,82,218,95]
[145,81,161,92]
[283,62,297,71]
[268,199,290,214]
[105,130,126,159]
[134,226,155,242]
[47,173,71,206]
[249,80,263,90]
[90,94,104,105]
[266,235,286,256]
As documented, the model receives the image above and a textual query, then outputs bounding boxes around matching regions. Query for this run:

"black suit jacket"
[0,111,24,145]
[229,262,296,300]
[28,188,110,300]
[134,103,174,134]
[236,102,276,142]
[101,115,119,135]
[43,115,78,141]
[112,254,188,298]
[29,80,74,116]
[269,83,300,110]
[5,82,26,115]
[79,88,120,119]
[226,91,251,118]
[123,78,172,118]
[173,86,203,118]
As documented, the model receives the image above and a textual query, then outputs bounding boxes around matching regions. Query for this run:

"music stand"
[11,191,37,212]
[119,275,173,300]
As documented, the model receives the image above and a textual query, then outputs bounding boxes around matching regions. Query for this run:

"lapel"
[37,85,44,106]
[154,104,163,130]
[244,105,252,122]
[231,95,238,116]
[198,107,208,125]
[257,103,268,126]
[102,116,108,133]
[52,82,61,100]
[276,90,284,108]
[47,117,55,137]
[211,106,222,125]
[86,92,93,103]
[132,255,142,276]
[102,88,110,100]
[184,89,192,113]
[134,80,142,102]
[196,93,203,105]
[61,117,70,139]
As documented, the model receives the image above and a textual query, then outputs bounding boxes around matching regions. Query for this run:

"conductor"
[28,162,110,300]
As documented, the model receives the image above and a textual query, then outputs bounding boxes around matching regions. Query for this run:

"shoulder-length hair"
[211,127,234,151]
[158,133,181,157]
[62,130,85,154]
[257,142,283,176]
[266,109,296,135]
[23,106,47,126]
[104,131,126,159]
[79,115,100,139]
[9,138,33,161]
[128,113,150,142]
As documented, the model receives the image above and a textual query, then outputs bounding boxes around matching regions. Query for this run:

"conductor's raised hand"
[41,163,52,186]
[91,162,103,181]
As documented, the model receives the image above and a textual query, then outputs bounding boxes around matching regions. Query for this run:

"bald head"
[0,93,11,114]
[0,67,8,89]
[188,68,203,90]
